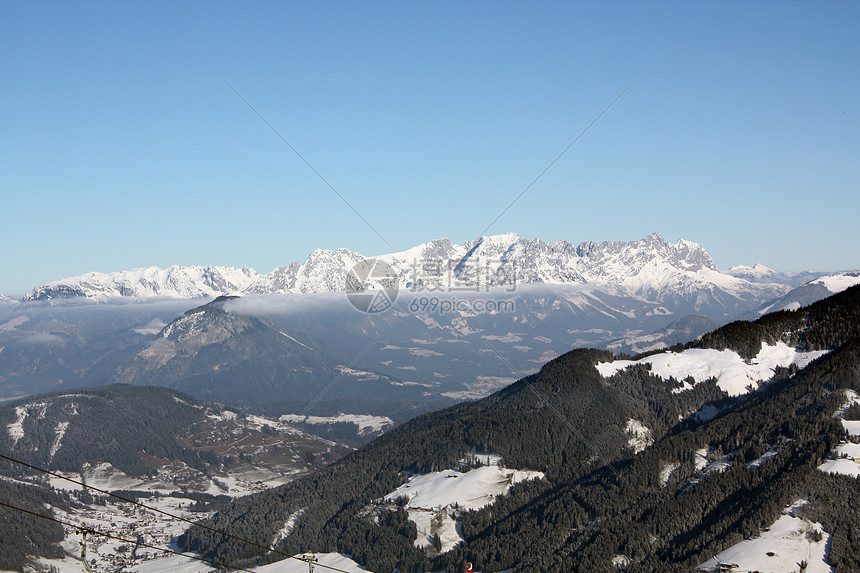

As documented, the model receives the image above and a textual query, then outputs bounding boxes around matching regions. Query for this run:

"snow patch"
[625,419,652,454]
[818,392,860,476]
[692,402,729,423]
[698,512,833,573]
[812,273,860,294]
[597,342,829,396]
[381,463,543,552]
[747,445,780,469]
[272,508,306,547]
[49,421,69,459]
[7,406,27,447]
[685,447,734,491]
[659,461,679,486]
[694,447,709,472]
[281,413,393,435]
[133,318,167,335]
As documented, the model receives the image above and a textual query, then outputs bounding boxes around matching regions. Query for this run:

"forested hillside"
[693,283,860,358]
[0,385,210,477]
[0,384,353,570]
[0,384,346,484]
[439,337,860,571]
[179,286,860,572]
[0,480,72,570]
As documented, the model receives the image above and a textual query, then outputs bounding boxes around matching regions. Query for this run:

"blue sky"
[1,1,858,296]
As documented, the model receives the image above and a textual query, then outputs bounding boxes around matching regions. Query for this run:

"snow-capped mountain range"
[724,263,823,287]
[22,233,797,304]
[25,265,261,302]
[747,271,860,317]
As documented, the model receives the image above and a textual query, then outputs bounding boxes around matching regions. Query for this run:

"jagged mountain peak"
[727,262,778,277]
[23,264,260,302]
[21,233,783,307]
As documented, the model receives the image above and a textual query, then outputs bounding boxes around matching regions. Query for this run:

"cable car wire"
[0,452,357,573]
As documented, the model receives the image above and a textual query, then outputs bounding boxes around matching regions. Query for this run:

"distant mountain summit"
[749,271,860,317]
[24,265,260,301]
[252,232,723,294]
[23,233,790,307]
[725,263,823,287]
[110,295,423,404]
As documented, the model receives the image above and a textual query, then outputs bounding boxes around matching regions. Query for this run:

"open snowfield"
[813,273,860,294]
[48,462,178,493]
[698,509,833,573]
[384,465,543,512]
[381,462,544,552]
[817,455,860,478]
[280,413,393,435]
[843,419,860,436]
[596,342,829,396]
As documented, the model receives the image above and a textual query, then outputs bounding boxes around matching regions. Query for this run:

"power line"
[224,80,392,251]
[0,499,256,573]
[477,81,635,239]
[0,453,358,573]
[472,332,630,486]
[237,319,396,478]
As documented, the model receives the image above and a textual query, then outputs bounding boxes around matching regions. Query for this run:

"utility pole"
[300,553,318,573]
[79,530,94,573]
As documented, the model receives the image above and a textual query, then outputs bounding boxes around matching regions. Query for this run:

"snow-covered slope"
[726,263,823,287]
[752,271,860,316]
[0,292,17,303]
[810,272,860,294]
[24,265,260,301]
[698,503,833,573]
[726,262,781,281]
[378,459,543,553]
[25,233,791,308]
[596,341,828,396]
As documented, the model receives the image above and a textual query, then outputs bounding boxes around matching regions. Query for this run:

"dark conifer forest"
[1,287,857,571]
[179,287,860,572]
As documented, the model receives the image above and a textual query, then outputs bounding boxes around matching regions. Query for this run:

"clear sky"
[1,1,858,296]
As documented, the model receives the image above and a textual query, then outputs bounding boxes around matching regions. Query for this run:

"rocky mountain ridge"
[21,233,792,305]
